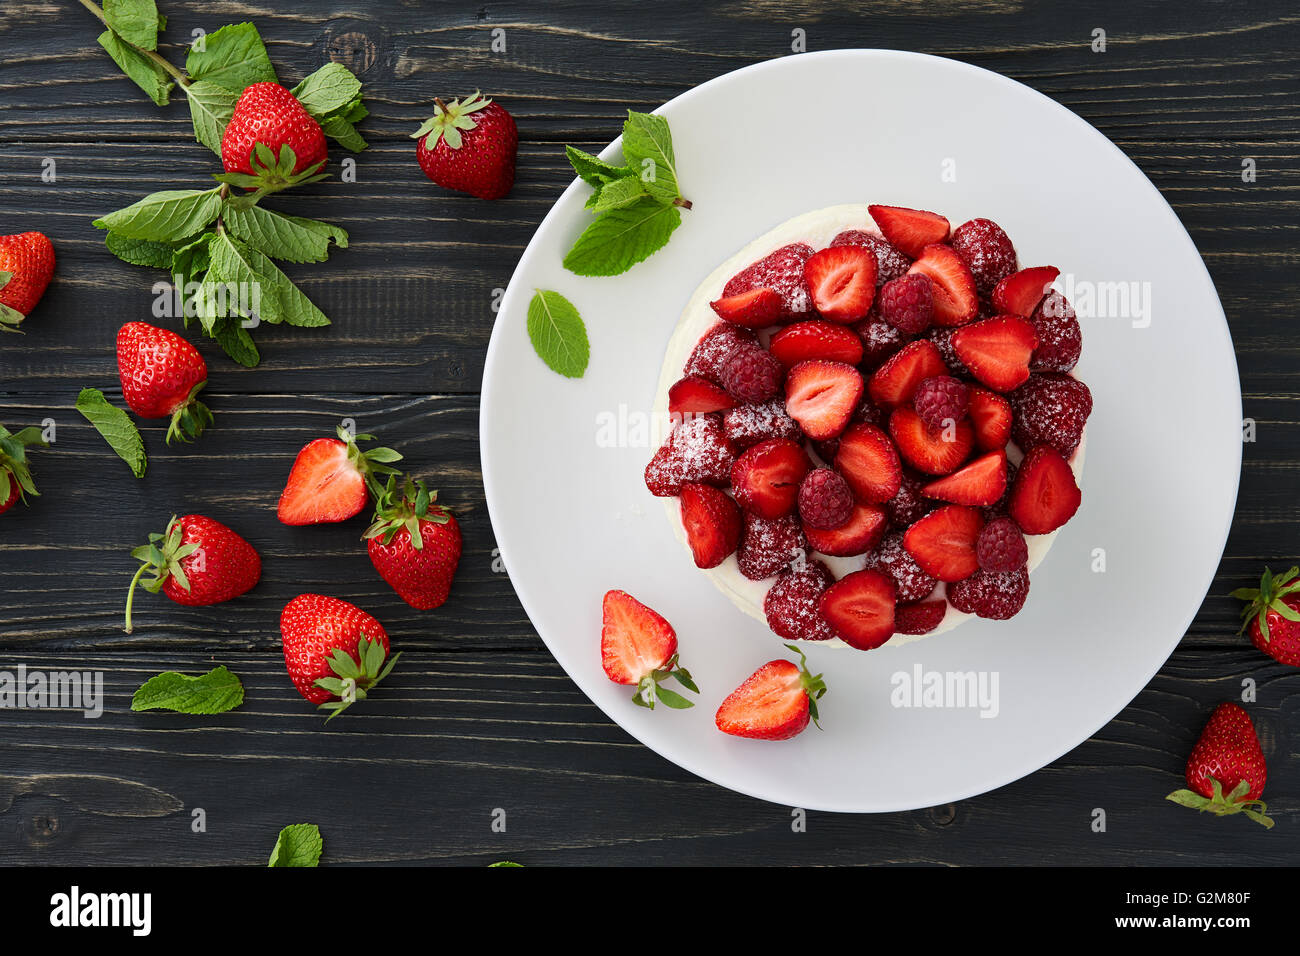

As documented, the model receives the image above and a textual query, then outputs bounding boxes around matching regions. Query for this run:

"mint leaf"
[223,203,348,263]
[527,290,589,378]
[171,233,213,291]
[131,665,244,714]
[96,30,172,106]
[320,113,367,152]
[621,110,682,205]
[489,861,523,867]
[565,145,629,186]
[210,317,260,367]
[186,80,237,157]
[291,63,362,119]
[93,188,223,242]
[562,198,681,277]
[268,824,322,867]
[75,388,146,478]
[185,22,277,91]
[588,175,648,214]
[105,232,177,269]
[206,232,331,328]
[103,0,161,51]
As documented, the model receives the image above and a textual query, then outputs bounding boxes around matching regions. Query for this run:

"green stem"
[77,0,192,93]
[124,562,148,634]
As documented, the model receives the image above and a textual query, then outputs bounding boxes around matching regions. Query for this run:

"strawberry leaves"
[0,423,47,507]
[1232,566,1300,642]
[1166,777,1275,829]
[562,110,691,276]
[410,91,493,151]
[632,653,698,710]
[313,635,401,721]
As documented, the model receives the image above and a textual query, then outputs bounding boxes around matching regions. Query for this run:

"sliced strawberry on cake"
[888,406,974,476]
[668,375,737,416]
[1009,373,1092,459]
[784,360,864,440]
[804,502,889,557]
[867,204,951,259]
[895,599,948,635]
[769,320,864,367]
[731,438,811,519]
[951,315,1038,392]
[709,287,785,327]
[992,266,1060,318]
[722,242,814,319]
[678,482,742,569]
[921,449,1008,507]
[803,245,877,322]
[1008,444,1082,534]
[819,568,897,650]
[907,244,978,326]
[968,386,1013,451]
[867,339,947,409]
[903,505,984,582]
[834,422,902,504]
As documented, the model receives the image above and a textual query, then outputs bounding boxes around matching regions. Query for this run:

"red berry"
[684,322,758,385]
[912,375,969,431]
[950,218,1018,295]
[948,566,1030,620]
[992,266,1060,318]
[927,325,969,376]
[907,244,978,326]
[903,505,984,582]
[866,531,938,602]
[888,406,975,476]
[769,320,864,367]
[644,414,734,497]
[951,315,1039,393]
[1029,291,1082,373]
[878,273,934,334]
[784,360,865,441]
[1008,445,1081,535]
[668,376,736,416]
[976,515,1028,572]
[413,93,517,200]
[829,231,910,285]
[803,245,878,322]
[721,398,802,450]
[721,346,785,403]
[115,321,213,444]
[885,469,933,527]
[0,232,55,321]
[867,205,951,259]
[819,568,896,650]
[709,287,785,328]
[804,503,888,557]
[868,339,947,409]
[1234,567,1300,667]
[221,83,327,178]
[679,482,742,569]
[797,467,854,530]
[834,422,902,504]
[737,512,808,580]
[855,313,909,369]
[1009,373,1092,459]
[895,599,948,635]
[723,243,814,319]
[731,438,811,519]
[764,560,837,642]
[921,449,1008,507]
[1170,703,1272,828]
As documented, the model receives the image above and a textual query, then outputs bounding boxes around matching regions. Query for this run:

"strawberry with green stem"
[0,424,48,515]
[279,593,399,719]
[600,590,698,710]
[364,475,462,610]
[411,91,518,200]
[1232,566,1300,667]
[116,321,214,444]
[1166,702,1274,829]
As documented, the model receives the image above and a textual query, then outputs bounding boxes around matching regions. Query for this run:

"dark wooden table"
[0,0,1296,866]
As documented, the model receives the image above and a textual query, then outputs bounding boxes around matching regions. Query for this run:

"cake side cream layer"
[651,204,1086,648]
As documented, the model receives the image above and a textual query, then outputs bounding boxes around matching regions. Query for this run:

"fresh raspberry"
[737,512,808,580]
[797,468,854,530]
[927,325,969,376]
[976,516,1028,572]
[865,531,937,602]
[721,346,784,403]
[763,559,836,641]
[878,274,934,334]
[722,398,802,449]
[854,313,908,369]
[981,459,1017,520]
[829,231,910,285]
[895,599,947,635]
[885,469,932,527]
[643,414,734,496]
[684,322,758,385]
[950,219,1018,295]
[1029,291,1082,373]
[1010,373,1092,458]
[912,375,969,431]
[948,566,1030,620]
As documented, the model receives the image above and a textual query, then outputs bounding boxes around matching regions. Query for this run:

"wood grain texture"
[0,0,1297,865]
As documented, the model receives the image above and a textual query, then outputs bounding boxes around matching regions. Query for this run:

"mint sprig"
[268,823,323,867]
[526,290,589,378]
[80,2,367,367]
[75,387,147,478]
[562,110,691,277]
[131,665,244,714]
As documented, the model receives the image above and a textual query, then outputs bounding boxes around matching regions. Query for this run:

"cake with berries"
[646,204,1090,649]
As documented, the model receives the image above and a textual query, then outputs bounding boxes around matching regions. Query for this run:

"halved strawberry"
[277,428,402,525]
[992,266,1060,318]
[1008,444,1081,534]
[715,645,827,740]
[903,505,985,582]
[907,244,978,326]
[834,422,902,504]
[769,320,864,367]
[668,375,737,416]
[921,450,1007,506]
[723,242,814,319]
[868,204,951,259]
[601,590,697,710]
[784,360,864,441]
[888,406,974,476]
[951,316,1038,392]
[679,482,742,568]
[803,245,877,323]
[895,599,948,635]
[818,568,896,650]
[730,438,811,519]
[968,386,1012,451]
[709,287,785,328]
[804,502,888,557]
[867,339,946,409]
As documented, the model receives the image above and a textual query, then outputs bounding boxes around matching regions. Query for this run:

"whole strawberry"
[116,321,213,443]
[364,476,461,610]
[1232,566,1300,666]
[0,231,55,331]
[221,82,327,179]
[411,92,517,200]
[0,423,47,515]
[280,593,398,718]
[125,515,261,633]
[1166,702,1273,829]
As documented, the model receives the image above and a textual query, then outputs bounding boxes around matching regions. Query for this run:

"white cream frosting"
[651,204,1085,648]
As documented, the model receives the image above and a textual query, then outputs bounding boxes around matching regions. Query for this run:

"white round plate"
[480,50,1240,812]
